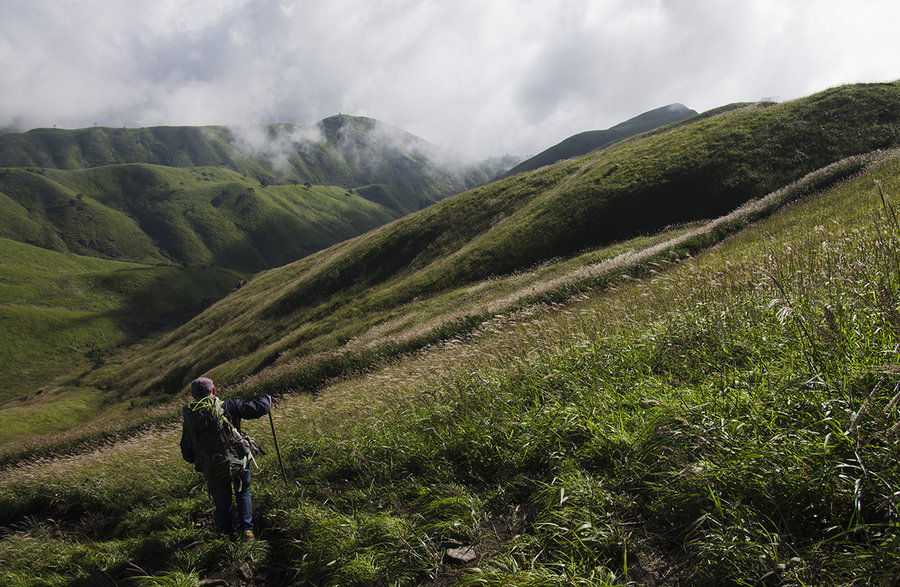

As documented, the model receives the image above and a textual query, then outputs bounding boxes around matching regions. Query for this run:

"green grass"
[0,237,244,423]
[3,148,900,584]
[0,164,404,272]
[0,388,106,441]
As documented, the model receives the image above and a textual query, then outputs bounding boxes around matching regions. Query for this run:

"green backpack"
[183,396,261,479]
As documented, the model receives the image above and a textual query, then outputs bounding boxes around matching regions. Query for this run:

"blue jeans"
[208,468,253,533]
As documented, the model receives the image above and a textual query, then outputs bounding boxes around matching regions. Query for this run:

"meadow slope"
[0,164,399,272]
[0,237,245,402]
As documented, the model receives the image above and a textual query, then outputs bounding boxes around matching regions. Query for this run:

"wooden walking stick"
[268,408,288,484]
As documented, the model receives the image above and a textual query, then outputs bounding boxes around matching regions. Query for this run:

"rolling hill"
[0,164,402,272]
[0,236,244,401]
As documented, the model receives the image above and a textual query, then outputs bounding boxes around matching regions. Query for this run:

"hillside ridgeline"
[503,102,698,176]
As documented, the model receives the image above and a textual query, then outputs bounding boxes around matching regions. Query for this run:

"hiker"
[180,376,271,539]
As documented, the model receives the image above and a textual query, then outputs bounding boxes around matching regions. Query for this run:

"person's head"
[190,377,215,400]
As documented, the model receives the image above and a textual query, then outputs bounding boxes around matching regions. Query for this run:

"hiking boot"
[243,530,255,539]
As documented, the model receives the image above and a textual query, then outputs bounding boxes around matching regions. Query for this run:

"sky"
[1,0,899,160]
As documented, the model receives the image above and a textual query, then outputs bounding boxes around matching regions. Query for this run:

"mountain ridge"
[0,115,506,272]
[6,83,900,408]
[0,115,503,189]
[503,103,698,176]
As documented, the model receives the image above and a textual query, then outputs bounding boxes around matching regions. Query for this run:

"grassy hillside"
[503,103,698,176]
[2,141,899,585]
[65,82,900,404]
[0,237,244,403]
[0,163,402,407]
[0,164,404,271]
[0,115,505,417]
[0,115,507,275]
[0,125,240,170]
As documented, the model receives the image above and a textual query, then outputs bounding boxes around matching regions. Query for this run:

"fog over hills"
[0,114,504,195]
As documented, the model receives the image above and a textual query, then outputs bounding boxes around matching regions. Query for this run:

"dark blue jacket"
[180,394,271,471]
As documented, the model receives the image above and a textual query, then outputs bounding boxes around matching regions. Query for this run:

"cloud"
[1,0,899,158]
[226,123,325,174]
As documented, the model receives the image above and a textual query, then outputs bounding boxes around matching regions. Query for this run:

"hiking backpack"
[183,396,262,479]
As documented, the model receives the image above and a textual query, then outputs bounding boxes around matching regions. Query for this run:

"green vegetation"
[2,142,900,585]
[75,83,900,405]
[0,164,409,272]
[0,116,498,217]
[0,114,505,275]
[0,236,244,411]
[0,114,506,445]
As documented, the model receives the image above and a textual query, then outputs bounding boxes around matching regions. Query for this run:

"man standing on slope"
[180,377,271,539]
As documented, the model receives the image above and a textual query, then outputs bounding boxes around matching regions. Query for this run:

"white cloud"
[1,0,898,158]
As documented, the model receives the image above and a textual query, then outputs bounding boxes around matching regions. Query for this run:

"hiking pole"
[268,407,288,484]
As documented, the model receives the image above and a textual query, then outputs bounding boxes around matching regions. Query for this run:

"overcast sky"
[2,0,898,159]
